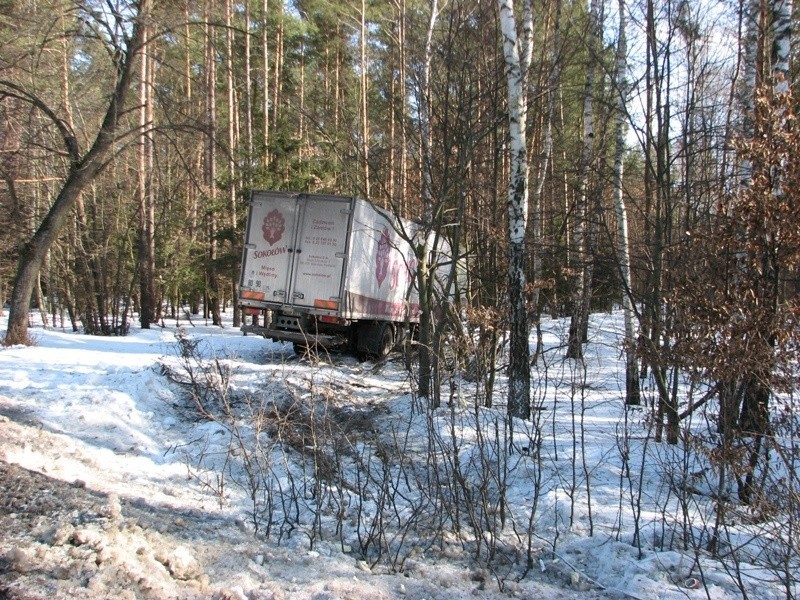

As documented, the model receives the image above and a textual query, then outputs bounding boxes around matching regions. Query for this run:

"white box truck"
[238,190,429,357]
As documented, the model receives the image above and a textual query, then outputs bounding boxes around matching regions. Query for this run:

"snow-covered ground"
[0,309,793,599]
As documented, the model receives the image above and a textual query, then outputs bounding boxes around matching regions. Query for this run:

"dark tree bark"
[2,1,150,345]
[138,17,156,330]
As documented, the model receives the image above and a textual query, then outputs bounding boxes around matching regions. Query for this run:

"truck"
[238,190,434,358]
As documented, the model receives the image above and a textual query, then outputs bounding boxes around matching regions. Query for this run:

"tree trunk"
[612,0,640,405]
[770,0,791,94]
[262,0,270,165]
[530,0,561,363]
[737,0,794,503]
[3,2,150,345]
[498,0,531,421]
[643,0,677,443]
[138,19,156,329]
[205,0,222,326]
[416,0,439,405]
[244,0,254,168]
[739,0,760,188]
[567,0,601,360]
[359,0,370,198]
[225,0,241,328]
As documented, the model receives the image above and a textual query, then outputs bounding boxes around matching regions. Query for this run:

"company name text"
[254,246,287,259]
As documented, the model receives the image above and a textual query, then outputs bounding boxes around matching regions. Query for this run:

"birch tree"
[416,0,440,404]
[566,0,601,360]
[262,0,270,166]
[359,0,370,198]
[611,0,639,405]
[738,0,760,188]
[770,0,792,95]
[529,0,561,363]
[497,0,531,420]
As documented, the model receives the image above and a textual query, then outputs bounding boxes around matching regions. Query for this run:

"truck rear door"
[288,195,352,311]
[240,191,299,304]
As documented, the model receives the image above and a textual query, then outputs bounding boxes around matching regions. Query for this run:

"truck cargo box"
[238,191,425,357]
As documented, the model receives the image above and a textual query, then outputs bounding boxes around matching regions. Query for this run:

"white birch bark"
[612,0,639,405]
[567,0,601,359]
[416,0,439,403]
[262,0,270,165]
[530,0,561,361]
[770,0,793,198]
[420,0,438,216]
[244,0,254,166]
[739,0,759,187]
[770,0,792,95]
[498,0,531,420]
[360,0,370,198]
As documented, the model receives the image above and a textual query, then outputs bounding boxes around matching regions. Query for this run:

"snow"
[0,309,793,599]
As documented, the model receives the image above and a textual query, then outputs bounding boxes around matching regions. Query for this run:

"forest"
[0,0,798,595]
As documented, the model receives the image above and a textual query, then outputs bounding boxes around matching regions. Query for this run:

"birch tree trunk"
[497,0,531,421]
[262,0,270,166]
[417,0,439,405]
[739,0,760,188]
[566,0,601,360]
[388,0,408,210]
[735,0,794,503]
[359,0,370,198]
[612,0,640,405]
[244,0,254,167]
[530,0,561,363]
[770,0,791,94]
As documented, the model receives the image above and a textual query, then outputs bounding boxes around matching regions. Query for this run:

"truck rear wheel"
[356,321,396,360]
[376,323,395,358]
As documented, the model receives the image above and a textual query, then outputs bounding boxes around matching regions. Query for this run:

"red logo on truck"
[262,209,285,246]
[376,227,391,287]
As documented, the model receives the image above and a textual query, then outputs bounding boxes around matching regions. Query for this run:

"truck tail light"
[314,299,339,310]
[241,290,266,301]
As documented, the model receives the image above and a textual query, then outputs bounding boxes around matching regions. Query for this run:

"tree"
[2,0,151,346]
[414,0,441,403]
[138,15,156,329]
[672,89,799,504]
[611,0,639,405]
[529,0,563,363]
[203,0,222,326]
[497,0,531,421]
[566,0,602,360]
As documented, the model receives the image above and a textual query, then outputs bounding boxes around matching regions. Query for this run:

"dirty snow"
[0,309,792,599]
